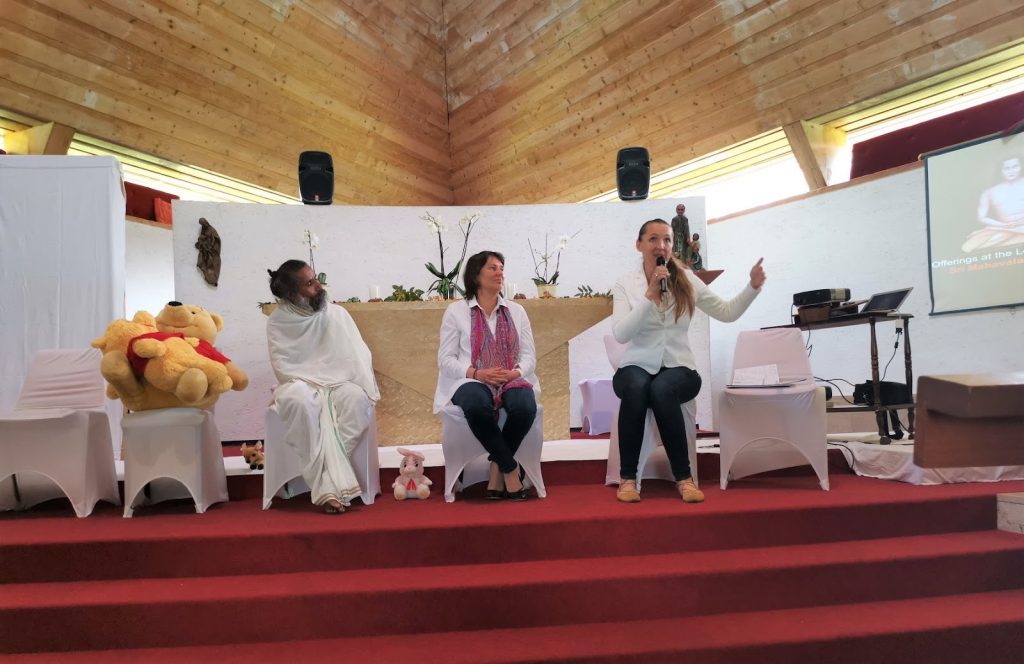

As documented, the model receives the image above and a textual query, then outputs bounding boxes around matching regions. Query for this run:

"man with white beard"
[266,260,379,514]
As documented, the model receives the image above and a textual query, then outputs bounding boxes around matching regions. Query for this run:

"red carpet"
[2,462,1024,661]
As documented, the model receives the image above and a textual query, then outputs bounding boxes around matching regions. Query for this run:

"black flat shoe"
[486,489,505,500]
[504,488,528,501]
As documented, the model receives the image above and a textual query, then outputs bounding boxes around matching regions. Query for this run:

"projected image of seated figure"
[962,155,1024,252]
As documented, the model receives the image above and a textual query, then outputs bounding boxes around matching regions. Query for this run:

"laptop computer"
[859,287,913,314]
[824,287,913,321]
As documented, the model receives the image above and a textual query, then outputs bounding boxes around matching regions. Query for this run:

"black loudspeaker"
[616,147,650,200]
[298,151,334,205]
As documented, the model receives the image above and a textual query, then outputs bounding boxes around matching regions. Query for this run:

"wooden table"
[766,312,915,444]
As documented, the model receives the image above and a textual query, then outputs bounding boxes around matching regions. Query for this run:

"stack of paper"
[728,364,795,388]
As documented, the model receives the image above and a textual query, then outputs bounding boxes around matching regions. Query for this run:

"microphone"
[656,256,668,294]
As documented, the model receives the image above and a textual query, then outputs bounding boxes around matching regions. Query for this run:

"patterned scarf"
[471,304,533,416]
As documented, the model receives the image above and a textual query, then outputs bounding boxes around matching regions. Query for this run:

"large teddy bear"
[92,302,247,411]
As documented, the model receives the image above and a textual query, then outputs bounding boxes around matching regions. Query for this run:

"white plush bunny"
[392,448,432,500]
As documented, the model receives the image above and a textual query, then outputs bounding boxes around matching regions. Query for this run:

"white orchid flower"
[424,212,456,234]
[558,234,571,250]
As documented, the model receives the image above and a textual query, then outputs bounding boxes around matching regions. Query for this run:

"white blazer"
[433,296,540,413]
[612,267,760,374]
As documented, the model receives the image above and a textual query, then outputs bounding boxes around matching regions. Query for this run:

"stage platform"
[208,435,1024,489]
[824,437,1024,485]
[3,464,1024,662]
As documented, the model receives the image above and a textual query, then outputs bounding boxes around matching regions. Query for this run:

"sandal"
[322,499,346,514]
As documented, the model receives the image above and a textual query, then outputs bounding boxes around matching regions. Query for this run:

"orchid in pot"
[304,229,328,285]
[529,230,580,298]
[423,210,481,299]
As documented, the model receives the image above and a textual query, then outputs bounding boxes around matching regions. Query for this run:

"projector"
[793,288,851,307]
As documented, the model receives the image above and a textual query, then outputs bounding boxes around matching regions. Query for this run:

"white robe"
[267,301,379,506]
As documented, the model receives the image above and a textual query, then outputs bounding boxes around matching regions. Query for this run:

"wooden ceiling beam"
[3,120,75,155]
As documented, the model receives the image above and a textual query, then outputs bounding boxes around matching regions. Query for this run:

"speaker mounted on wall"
[616,147,650,200]
[298,151,334,205]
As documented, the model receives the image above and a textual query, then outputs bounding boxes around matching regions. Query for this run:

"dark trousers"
[613,365,702,481]
[450,382,537,474]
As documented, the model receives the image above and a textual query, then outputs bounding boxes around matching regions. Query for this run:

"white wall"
[172,199,711,440]
[125,221,175,316]
[704,165,1023,423]
[140,164,1024,440]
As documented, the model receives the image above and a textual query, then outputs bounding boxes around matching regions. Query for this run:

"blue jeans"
[450,382,537,474]
[612,365,701,481]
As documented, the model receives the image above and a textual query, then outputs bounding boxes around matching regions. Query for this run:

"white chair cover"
[262,403,381,508]
[121,408,228,516]
[440,404,546,503]
[602,336,698,490]
[718,328,829,490]
[0,349,119,517]
[579,378,615,435]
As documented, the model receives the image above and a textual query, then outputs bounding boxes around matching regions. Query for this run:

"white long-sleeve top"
[433,295,540,413]
[612,268,760,374]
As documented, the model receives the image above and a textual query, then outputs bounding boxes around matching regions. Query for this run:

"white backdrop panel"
[172,199,715,441]
[0,156,126,413]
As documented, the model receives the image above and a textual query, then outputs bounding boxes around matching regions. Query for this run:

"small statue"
[688,233,704,271]
[195,218,222,286]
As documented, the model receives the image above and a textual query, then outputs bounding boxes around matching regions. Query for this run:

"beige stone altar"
[263,299,612,444]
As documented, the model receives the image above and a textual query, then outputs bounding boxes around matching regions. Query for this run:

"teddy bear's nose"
[167,301,183,307]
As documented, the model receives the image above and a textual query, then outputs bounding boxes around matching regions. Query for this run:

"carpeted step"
[223,450,856,499]
[5,588,1024,662]
[0,478,1008,584]
[3,530,1023,653]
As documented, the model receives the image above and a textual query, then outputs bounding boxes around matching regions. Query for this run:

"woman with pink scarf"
[433,251,540,501]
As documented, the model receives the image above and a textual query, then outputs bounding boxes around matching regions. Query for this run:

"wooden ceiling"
[0,0,451,203]
[2,1,1023,205]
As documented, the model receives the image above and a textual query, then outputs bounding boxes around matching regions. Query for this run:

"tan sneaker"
[616,479,641,503]
[677,478,704,503]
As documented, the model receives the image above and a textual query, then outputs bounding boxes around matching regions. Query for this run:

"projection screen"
[924,130,1024,314]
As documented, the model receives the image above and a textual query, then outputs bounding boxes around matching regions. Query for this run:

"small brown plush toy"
[240,441,265,470]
